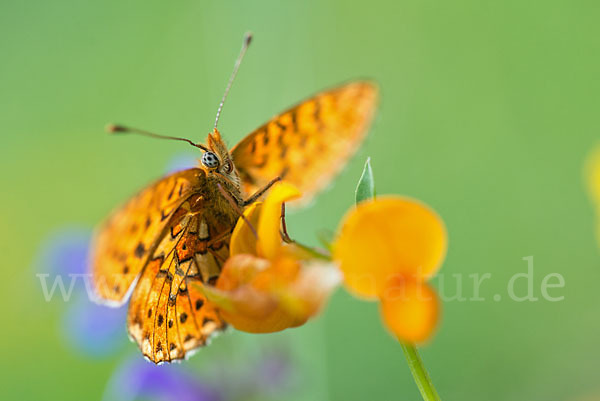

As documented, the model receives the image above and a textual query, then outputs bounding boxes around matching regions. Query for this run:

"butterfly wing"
[92,169,235,363]
[90,168,205,305]
[231,81,378,203]
[127,195,230,363]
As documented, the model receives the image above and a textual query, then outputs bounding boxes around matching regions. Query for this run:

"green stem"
[401,343,441,401]
[293,240,332,261]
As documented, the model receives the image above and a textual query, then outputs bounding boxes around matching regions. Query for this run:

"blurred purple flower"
[203,350,293,401]
[102,351,293,401]
[35,226,127,358]
[61,298,127,357]
[103,358,224,401]
[35,227,91,277]
[256,353,291,390]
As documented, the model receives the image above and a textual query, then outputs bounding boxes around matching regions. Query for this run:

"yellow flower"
[585,145,600,245]
[333,196,447,343]
[586,146,600,203]
[201,182,341,333]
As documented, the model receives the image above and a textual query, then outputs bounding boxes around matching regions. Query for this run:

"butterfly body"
[91,81,378,363]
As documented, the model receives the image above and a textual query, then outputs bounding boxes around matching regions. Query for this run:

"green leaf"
[355,157,375,204]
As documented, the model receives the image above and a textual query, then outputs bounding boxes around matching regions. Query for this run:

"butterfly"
[90,34,378,364]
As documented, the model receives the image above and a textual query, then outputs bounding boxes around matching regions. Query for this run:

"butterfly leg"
[280,203,293,244]
[242,176,282,206]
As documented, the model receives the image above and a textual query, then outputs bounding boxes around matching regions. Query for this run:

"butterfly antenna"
[106,124,210,152]
[214,32,253,130]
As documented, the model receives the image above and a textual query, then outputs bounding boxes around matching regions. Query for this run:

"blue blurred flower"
[35,227,91,277]
[218,351,293,400]
[103,358,224,401]
[256,353,292,391]
[61,296,127,357]
[35,226,127,358]
[102,350,293,401]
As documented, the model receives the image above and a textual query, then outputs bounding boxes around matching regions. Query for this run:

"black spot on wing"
[135,242,146,258]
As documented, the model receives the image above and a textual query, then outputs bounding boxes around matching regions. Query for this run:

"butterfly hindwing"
[231,81,378,203]
[126,194,230,363]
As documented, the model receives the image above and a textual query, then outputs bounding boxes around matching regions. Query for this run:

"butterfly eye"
[201,151,220,169]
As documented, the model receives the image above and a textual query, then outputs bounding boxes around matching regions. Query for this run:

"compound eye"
[201,151,219,169]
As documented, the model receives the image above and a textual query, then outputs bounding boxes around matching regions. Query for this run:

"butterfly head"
[201,128,241,188]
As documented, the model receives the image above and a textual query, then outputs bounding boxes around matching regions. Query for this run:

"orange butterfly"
[90,34,378,364]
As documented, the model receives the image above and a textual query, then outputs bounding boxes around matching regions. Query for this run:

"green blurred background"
[2,0,599,400]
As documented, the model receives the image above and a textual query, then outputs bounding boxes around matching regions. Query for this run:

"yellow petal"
[230,202,262,256]
[585,145,600,206]
[216,254,269,292]
[202,254,270,318]
[379,280,440,344]
[212,254,339,333]
[220,293,308,334]
[585,146,600,247]
[333,196,447,298]
[283,260,342,317]
[257,181,301,259]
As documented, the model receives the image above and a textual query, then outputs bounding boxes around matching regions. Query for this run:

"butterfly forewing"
[232,81,378,204]
[91,168,205,304]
